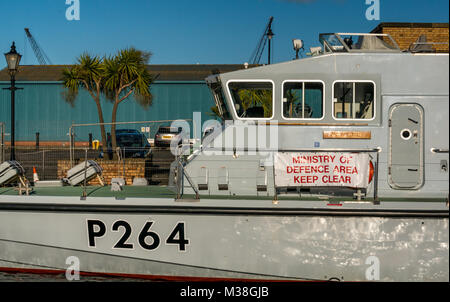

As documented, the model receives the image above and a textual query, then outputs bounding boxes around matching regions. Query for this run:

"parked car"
[115,129,141,135]
[154,126,183,147]
[106,129,152,158]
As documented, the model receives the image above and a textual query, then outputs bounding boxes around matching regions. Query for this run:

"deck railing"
[178,145,382,202]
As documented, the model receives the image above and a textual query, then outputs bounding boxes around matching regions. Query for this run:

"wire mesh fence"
[1,145,175,186]
[0,119,191,187]
[66,119,189,183]
[0,122,5,163]
[68,119,192,157]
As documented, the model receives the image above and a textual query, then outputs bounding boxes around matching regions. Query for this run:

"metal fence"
[1,145,175,186]
[0,122,4,163]
[1,119,192,186]
[68,119,190,168]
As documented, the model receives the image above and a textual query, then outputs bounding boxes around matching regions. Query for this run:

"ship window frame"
[281,80,325,121]
[332,80,376,121]
[226,80,275,120]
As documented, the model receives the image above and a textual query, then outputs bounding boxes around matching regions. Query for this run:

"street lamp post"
[3,42,23,161]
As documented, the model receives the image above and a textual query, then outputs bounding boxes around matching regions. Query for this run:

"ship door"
[388,103,424,189]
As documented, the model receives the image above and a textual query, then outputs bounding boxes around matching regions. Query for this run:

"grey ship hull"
[0,195,448,281]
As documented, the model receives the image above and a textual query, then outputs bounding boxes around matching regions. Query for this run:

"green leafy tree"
[284,89,300,118]
[207,106,223,120]
[103,48,153,155]
[238,89,272,118]
[62,49,153,157]
[61,54,108,149]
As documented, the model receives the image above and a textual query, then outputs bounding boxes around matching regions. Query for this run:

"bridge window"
[282,81,324,119]
[333,81,375,119]
[227,81,273,119]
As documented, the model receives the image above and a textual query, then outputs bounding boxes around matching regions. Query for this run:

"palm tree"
[61,54,108,150]
[103,48,153,155]
[207,106,223,120]
[237,89,273,118]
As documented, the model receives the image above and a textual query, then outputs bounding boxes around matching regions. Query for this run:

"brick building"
[371,22,449,53]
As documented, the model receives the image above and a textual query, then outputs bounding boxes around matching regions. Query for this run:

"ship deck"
[0,185,446,203]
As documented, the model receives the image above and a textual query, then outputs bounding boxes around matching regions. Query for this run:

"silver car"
[154,126,182,147]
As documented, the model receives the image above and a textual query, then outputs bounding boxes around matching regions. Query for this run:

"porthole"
[401,129,412,140]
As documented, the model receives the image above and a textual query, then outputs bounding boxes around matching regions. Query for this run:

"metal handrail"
[319,33,400,53]
[175,143,199,200]
[183,146,381,202]
[202,146,382,153]
[431,148,449,154]
[269,147,381,203]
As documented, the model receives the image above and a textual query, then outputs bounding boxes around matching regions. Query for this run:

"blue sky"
[0,0,448,67]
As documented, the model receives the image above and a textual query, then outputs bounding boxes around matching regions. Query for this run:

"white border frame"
[281,80,326,121]
[331,80,376,121]
[226,79,275,120]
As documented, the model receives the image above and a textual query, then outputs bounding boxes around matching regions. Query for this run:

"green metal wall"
[0,81,216,142]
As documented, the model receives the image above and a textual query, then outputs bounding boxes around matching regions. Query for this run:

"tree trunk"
[94,97,107,152]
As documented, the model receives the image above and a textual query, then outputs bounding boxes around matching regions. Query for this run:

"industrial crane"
[249,16,274,65]
[24,28,53,65]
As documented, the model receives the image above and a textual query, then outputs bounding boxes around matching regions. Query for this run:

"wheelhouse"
[195,32,449,200]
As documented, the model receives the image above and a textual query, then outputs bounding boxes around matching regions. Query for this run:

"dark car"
[115,129,141,135]
[106,129,152,158]
[154,126,183,147]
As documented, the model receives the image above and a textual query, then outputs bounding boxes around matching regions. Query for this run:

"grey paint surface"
[0,48,448,282]
[389,103,424,189]
[0,195,448,281]
[185,52,449,199]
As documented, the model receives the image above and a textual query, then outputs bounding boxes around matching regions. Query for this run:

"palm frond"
[102,47,153,107]
[60,67,80,106]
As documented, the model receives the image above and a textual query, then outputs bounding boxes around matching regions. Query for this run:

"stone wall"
[58,159,146,185]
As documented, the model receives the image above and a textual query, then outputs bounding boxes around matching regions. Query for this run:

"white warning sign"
[274,152,371,188]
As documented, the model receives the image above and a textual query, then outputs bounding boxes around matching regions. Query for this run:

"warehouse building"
[0,64,251,144]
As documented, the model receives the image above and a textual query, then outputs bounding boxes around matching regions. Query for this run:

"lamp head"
[292,39,304,51]
[4,42,22,76]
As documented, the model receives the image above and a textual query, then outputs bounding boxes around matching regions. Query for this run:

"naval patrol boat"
[0,32,448,281]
